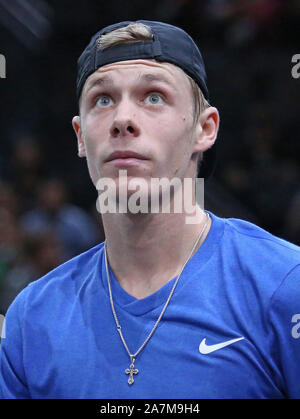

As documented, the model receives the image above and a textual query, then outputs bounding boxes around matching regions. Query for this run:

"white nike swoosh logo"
[199,336,245,354]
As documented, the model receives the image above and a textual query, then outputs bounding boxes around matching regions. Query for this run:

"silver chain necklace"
[104,211,210,385]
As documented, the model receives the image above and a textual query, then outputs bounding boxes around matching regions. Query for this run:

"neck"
[103,205,211,299]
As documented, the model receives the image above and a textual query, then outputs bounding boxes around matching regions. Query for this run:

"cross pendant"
[125,357,139,385]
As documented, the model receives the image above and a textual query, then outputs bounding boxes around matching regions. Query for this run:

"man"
[0,20,299,399]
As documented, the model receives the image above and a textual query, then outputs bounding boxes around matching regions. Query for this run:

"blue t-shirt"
[0,211,300,399]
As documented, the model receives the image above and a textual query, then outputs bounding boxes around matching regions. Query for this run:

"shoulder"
[6,241,105,316]
[209,212,300,311]
[225,215,300,251]
[216,213,300,268]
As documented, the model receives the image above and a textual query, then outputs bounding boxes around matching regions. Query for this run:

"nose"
[110,99,140,138]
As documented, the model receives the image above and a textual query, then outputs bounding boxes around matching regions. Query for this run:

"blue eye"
[96,95,113,107]
[145,93,164,105]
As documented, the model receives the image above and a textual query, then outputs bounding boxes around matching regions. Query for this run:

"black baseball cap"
[76,20,217,179]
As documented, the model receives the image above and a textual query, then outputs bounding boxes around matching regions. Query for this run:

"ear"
[72,115,86,157]
[193,107,220,153]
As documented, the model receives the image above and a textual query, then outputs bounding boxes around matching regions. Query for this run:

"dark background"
[0,0,299,312]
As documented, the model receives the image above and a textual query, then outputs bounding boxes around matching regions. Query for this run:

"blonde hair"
[97,23,210,122]
[97,23,153,49]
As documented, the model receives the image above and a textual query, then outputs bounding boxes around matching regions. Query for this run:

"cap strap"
[94,38,162,70]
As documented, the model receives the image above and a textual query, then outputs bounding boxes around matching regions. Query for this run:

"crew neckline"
[99,211,225,316]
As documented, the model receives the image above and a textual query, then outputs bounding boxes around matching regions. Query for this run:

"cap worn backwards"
[76,20,216,178]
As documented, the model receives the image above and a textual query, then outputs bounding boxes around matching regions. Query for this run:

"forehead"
[82,59,191,95]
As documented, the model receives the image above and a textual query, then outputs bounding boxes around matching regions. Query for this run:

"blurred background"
[0,0,299,313]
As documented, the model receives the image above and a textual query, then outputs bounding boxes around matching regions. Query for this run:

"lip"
[105,150,148,162]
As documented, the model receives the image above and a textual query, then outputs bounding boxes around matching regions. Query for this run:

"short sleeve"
[268,264,300,398]
[0,288,31,399]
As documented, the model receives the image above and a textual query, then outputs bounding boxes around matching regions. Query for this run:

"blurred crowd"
[0,135,103,313]
[0,0,299,312]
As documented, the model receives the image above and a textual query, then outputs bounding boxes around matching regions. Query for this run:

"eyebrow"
[138,73,176,88]
[85,75,114,93]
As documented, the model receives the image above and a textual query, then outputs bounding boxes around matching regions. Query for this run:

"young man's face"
[73,59,216,199]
